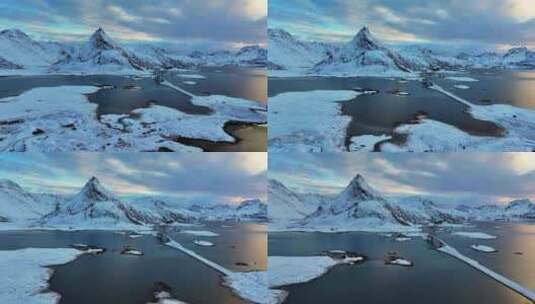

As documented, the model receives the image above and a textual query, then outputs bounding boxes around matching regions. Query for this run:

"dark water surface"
[268,223,534,304]
[0,67,266,151]
[432,70,535,109]
[268,75,504,149]
[0,223,266,304]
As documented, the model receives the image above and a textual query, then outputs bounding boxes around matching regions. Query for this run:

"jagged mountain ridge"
[269,175,480,230]
[268,26,535,73]
[0,28,267,73]
[0,177,265,228]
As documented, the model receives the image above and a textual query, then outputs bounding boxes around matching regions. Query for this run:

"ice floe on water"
[454,84,471,89]
[453,232,497,239]
[180,230,219,237]
[193,240,214,247]
[471,244,498,253]
[0,85,266,152]
[0,248,83,304]
[445,76,479,82]
[182,81,197,85]
[176,74,206,79]
[268,90,362,152]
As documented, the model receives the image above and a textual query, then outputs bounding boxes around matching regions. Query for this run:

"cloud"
[269,0,535,50]
[0,0,266,50]
[269,153,535,206]
[0,153,267,205]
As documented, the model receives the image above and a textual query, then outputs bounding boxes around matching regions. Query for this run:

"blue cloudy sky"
[269,153,535,206]
[269,0,535,51]
[0,153,267,205]
[0,0,267,50]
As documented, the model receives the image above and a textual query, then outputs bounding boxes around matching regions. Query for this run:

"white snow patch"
[193,240,214,247]
[454,85,470,89]
[389,258,413,266]
[180,230,219,237]
[268,90,361,152]
[176,74,206,79]
[0,85,265,151]
[453,232,497,239]
[268,256,339,288]
[471,244,497,253]
[446,76,479,82]
[0,248,82,304]
[182,81,196,85]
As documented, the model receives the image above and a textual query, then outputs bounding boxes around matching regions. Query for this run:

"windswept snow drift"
[0,248,82,304]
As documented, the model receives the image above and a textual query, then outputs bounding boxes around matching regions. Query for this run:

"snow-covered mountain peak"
[268,28,294,41]
[506,198,533,209]
[0,179,25,192]
[505,47,530,56]
[337,174,380,202]
[0,28,31,41]
[351,26,380,50]
[88,28,118,50]
[75,177,116,203]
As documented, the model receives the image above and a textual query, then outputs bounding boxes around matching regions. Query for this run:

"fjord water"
[0,223,266,304]
[269,70,535,149]
[433,70,535,109]
[438,222,535,291]
[268,223,535,304]
[0,67,267,151]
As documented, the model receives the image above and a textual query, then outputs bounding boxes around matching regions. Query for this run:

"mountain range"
[268,26,535,75]
[0,28,267,74]
[269,174,535,231]
[0,177,267,229]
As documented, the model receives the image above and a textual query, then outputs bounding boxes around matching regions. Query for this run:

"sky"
[0,153,267,205]
[0,0,267,50]
[269,153,535,206]
[269,0,535,52]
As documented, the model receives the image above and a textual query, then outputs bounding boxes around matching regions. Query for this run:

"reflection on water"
[0,224,265,304]
[269,223,535,304]
[433,70,535,109]
[439,222,535,291]
[166,67,267,104]
[169,223,267,272]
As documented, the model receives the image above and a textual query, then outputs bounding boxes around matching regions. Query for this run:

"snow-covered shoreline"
[0,85,266,152]
[268,90,363,152]
[0,248,83,304]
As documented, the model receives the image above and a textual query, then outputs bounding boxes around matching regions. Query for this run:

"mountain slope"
[268,179,321,223]
[302,174,413,231]
[41,177,143,228]
[268,28,332,69]
[50,28,149,73]
[0,179,44,222]
[391,196,465,224]
[311,27,413,76]
[0,29,67,68]
[236,199,268,221]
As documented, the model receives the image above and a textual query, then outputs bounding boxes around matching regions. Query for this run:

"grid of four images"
[0,0,534,304]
